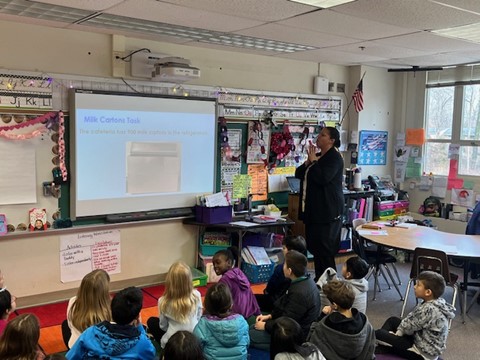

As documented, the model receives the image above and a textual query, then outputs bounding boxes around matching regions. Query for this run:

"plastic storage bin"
[241,261,275,284]
[194,205,233,224]
[190,267,208,287]
[200,232,231,256]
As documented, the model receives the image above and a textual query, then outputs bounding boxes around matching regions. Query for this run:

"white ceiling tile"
[431,0,480,14]
[277,9,416,40]
[104,0,264,32]
[331,41,430,59]
[277,48,386,65]
[33,0,125,11]
[235,23,360,48]
[375,32,480,52]
[4,0,480,68]
[334,0,480,30]
[157,0,316,22]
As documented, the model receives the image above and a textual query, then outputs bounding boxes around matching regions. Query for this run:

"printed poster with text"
[247,164,268,201]
[60,230,121,283]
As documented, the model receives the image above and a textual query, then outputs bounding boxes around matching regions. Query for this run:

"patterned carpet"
[19,283,266,355]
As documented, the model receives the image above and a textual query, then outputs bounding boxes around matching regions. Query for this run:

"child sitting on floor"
[270,316,325,360]
[213,247,260,319]
[147,261,203,348]
[163,330,205,360]
[318,256,369,315]
[0,313,45,360]
[308,280,375,360]
[0,288,16,336]
[250,250,321,351]
[375,271,455,360]
[66,286,156,360]
[193,282,249,360]
[256,235,307,312]
[61,269,111,349]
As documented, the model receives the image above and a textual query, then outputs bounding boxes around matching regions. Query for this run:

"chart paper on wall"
[60,230,121,283]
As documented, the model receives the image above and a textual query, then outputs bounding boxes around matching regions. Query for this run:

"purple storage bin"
[195,205,233,224]
[243,233,274,248]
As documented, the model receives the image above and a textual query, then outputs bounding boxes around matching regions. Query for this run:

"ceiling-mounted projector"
[130,52,201,82]
[151,57,200,83]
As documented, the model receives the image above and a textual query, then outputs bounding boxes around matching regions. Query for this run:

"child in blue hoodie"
[66,286,156,360]
[194,282,249,360]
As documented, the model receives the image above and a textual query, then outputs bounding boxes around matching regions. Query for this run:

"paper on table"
[229,221,259,227]
[395,223,417,229]
[357,229,388,236]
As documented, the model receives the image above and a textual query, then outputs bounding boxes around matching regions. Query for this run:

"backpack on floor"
[421,196,442,217]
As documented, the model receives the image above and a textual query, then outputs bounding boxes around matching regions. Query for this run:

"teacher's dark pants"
[305,219,342,281]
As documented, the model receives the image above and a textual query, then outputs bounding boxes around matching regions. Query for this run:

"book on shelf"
[241,248,255,264]
[245,246,271,265]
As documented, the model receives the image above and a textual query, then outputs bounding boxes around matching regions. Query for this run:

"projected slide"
[71,92,216,218]
[126,141,181,194]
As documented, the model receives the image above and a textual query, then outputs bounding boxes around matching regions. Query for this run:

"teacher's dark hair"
[326,126,341,148]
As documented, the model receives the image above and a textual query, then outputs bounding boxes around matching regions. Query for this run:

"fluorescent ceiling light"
[433,23,480,43]
[289,0,355,8]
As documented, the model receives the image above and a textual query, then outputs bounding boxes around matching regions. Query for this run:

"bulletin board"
[0,112,63,228]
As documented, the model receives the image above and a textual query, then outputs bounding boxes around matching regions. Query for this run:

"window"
[424,84,480,177]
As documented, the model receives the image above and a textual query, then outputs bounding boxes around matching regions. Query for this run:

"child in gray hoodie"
[375,271,455,360]
[317,256,369,315]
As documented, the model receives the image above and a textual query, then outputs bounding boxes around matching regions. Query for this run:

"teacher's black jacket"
[295,147,345,224]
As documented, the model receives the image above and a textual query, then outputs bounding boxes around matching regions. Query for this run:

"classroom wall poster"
[60,230,121,283]
[247,164,268,201]
[358,131,388,165]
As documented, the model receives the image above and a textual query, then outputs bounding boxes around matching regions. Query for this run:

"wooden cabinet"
[288,193,305,237]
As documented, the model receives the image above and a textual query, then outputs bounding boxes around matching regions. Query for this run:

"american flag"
[352,79,364,112]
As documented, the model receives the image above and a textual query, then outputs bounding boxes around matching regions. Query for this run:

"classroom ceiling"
[3,0,480,69]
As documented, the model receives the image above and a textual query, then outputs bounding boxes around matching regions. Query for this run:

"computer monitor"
[286,176,300,194]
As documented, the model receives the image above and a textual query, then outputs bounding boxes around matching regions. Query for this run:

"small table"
[359,223,480,320]
[184,217,295,267]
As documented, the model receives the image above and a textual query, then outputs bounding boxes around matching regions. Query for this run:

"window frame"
[424,82,480,177]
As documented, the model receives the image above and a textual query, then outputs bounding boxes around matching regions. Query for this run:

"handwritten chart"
[60,230,121,283]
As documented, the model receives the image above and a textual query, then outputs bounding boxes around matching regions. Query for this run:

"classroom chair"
[400,247,462,328]
[351,218,403,301]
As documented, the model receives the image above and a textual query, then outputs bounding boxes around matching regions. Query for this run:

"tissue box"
[194,205,232,224]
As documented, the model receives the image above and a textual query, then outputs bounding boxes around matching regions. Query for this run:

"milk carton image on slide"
[126,142,181,194]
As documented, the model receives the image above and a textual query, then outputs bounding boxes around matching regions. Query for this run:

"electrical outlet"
[112,51,125,78]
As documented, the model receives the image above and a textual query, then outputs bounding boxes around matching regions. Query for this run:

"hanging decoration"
[57,111,68,183]
[0,111,57,140]
[269,122,294,169]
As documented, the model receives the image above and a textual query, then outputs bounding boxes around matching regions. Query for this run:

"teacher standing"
[295,126,344,281]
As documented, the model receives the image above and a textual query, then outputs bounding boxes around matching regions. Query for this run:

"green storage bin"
[200,232,231,256]
[191,267,208,287]
[378,209,394,217]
